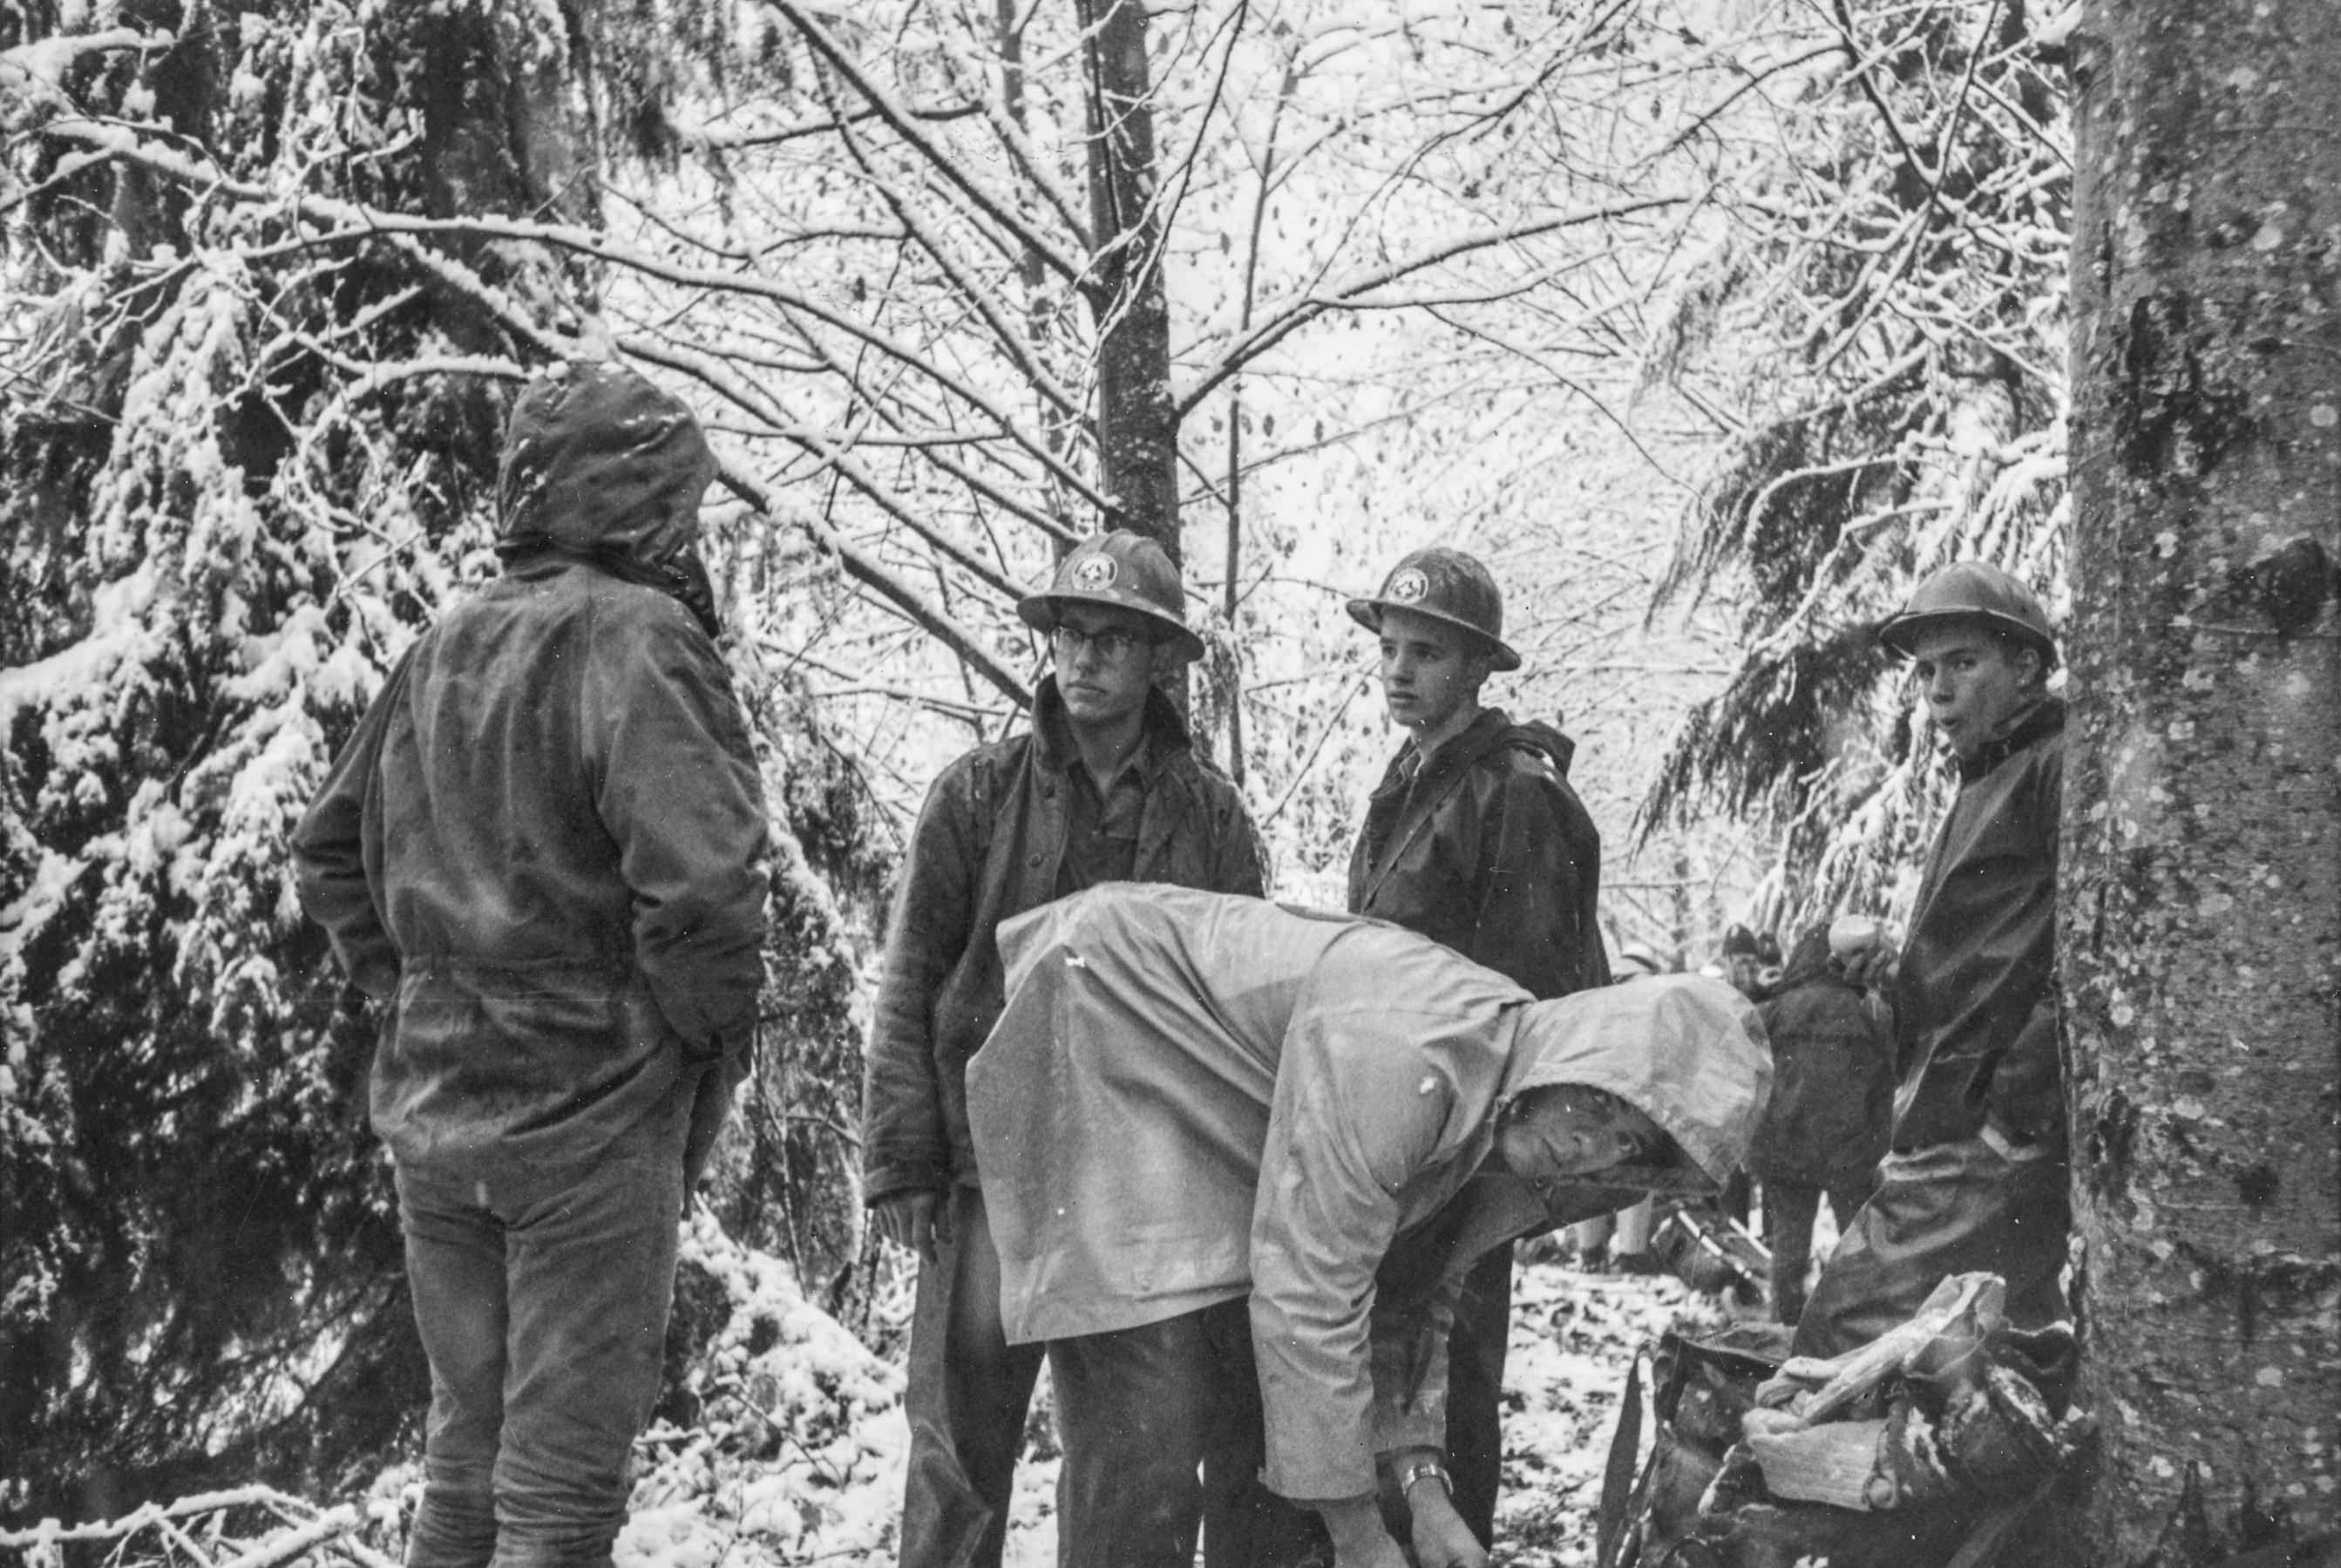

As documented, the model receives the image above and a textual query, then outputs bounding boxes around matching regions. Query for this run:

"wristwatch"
[1396,1456,1454,1501]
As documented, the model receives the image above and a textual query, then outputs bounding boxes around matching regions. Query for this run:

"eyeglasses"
[1052,622,1152,662]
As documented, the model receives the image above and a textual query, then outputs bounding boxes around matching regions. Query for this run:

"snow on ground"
[606,1222,1735,1568]
[1495,1253,1733,1565]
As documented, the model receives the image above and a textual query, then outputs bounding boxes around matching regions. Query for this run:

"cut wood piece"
[1746,1416,1889,1510]
[1756,1272,2008,1426]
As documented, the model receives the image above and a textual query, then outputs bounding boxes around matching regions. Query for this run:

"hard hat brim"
[1346,597,1523,671]
[1019,589,1206,664]
[1876,608,2059,668]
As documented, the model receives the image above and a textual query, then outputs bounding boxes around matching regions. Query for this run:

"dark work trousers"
[1442,1243,1513,1548]
[898,1188,1319,1568]
[1050,1299,1325,1568]
[1762,1171,1879,1327]
[897,1184,1043,1568]
[1792,1136,2070,1361]
[394,1091,689,1568]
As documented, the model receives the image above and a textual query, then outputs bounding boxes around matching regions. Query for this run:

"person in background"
[1749,918,1896,1325]
[1342,546,1608,1551]
[861,532,1266,1568]
[1794,561,2068,1358]
[292,363,770,1568]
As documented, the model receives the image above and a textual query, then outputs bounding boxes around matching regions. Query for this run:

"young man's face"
[1375,607,1491,743]
[1496,1084,1665,1186]
[1052,605,1163,730]
[1907,622,2041,763]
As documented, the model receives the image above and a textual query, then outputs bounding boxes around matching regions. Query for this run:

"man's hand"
[1313,1495,1408,1568]
[1405,1475,1489,1568]
[872,1188,952,1265]
[1839,933,1900,992]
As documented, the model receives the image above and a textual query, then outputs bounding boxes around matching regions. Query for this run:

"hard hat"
[1346,546,1522,671]
[1876,560,2059,668]
[1017,531,1204,662]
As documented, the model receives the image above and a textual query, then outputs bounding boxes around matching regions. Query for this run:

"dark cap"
[1016,531,1204,663]
[1346,546,1521,671]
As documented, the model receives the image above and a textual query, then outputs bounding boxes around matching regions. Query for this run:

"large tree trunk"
[2063,2,2341,1562]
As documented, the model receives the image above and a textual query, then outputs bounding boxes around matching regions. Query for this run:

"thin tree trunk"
[1079,0,1184,713]
[2064,2,2341,1561]
[1078,0,1179,550]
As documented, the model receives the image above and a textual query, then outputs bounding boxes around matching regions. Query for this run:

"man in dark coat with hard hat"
[293,362,770,1568]
[968,885,1771,1568]
[861,532,1265,1568]
[1343,546,1608,1546]
[1793,560,2069,1358]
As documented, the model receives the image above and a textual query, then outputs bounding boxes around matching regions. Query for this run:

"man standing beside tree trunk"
[1793,560,2069,1360]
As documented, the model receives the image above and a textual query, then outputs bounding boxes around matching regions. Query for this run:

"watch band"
[1396,1456,1453,1500]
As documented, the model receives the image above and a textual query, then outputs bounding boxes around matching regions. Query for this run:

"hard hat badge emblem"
[1072,555,1118,591]
[1388,567,1429,604]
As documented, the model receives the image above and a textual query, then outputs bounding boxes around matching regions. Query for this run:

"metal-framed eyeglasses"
[1051,621,1156,662]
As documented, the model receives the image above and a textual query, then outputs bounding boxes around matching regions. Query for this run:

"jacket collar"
[1031,675,1191,779]
[1953,695,2066,783]
[1381,707,1513,798]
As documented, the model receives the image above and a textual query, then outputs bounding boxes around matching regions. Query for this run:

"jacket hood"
[1504,974,1772,1184]
[1503,716,1578,777]
[495,362,720,598]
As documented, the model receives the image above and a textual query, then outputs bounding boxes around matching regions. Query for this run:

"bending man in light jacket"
[967,885,1771,1568]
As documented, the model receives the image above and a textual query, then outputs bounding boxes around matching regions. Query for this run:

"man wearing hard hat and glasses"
[1793,560,2070,1359]
[862,533,1266,1568]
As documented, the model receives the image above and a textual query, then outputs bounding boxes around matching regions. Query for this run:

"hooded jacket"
[966,886,1769,1502]
[1348,709,1608,998]
[1892,697,2064,1151]
[293,363,770,1171]
[860,679,1264,1202]
[1750,927,1894,1184]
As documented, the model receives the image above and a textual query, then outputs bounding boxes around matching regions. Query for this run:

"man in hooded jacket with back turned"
[293,362,769,1568]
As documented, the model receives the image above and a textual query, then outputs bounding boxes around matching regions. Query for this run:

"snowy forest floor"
[1,1226,1749,1568]
[610,1228,1742,1568]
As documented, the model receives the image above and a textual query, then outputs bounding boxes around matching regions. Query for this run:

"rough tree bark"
[1078,0,1189,709]
[1077,0,1180,542]
[2064,1,2341,1562]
